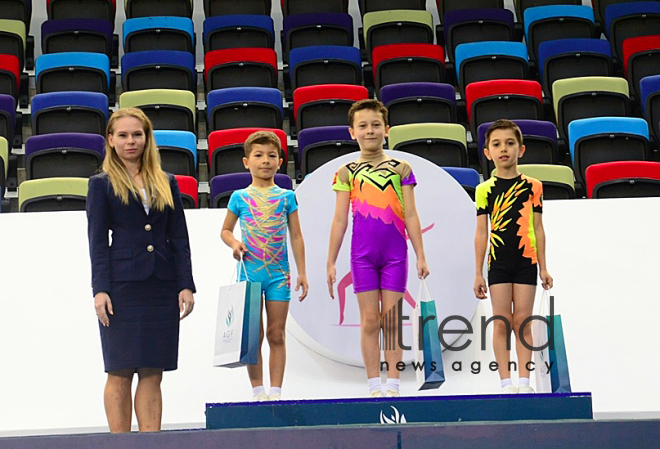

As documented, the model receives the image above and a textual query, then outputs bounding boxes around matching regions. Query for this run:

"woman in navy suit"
[87,107,195,433]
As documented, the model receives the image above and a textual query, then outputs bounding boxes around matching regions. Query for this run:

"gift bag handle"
[536,288,552,316]
[417,278,432,304]
[228,258,251,285]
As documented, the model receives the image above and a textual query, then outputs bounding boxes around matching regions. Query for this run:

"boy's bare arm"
[533,212,553,289]
[474,214,489,299]
[402,185,429,278]
[221,210,246,260]
[327,191,350,298]
[288,210,309,300]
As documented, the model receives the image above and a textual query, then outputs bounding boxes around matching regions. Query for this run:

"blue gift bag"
[412,279,445,390]
[214,261,262,368]
[549,313,572,393]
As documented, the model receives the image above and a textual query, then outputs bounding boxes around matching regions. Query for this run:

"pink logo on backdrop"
[334,223,436,325]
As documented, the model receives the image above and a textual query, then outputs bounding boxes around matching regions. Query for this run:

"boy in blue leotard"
[221,131,308,401]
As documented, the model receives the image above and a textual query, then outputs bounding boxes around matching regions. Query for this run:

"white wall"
[1,196,660,435]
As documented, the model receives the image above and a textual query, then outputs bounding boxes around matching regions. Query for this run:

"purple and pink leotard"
[332,151,417,293]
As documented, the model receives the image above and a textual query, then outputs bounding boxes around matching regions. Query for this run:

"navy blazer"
[86,172,196,296]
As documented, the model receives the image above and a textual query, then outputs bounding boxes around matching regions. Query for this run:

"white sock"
[385,378,400,392]
[518,377,530,387]
[500,378,513,388]
[252,385,266,397]
[270,387,282,396]
[368,377,383,393]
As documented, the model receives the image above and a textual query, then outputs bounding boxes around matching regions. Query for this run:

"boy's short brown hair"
[348,99,389,128]
[244,130,283,158]
[484,119,524,148]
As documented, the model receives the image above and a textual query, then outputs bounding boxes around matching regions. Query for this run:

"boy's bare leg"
[489,283,514,380]
[512,283,536,379]
[381,289,405,380]
[135,368,163,432]
[356,290,382,378]
[104,369,134,433]
[247,298,265,387]
[265,301,290,387]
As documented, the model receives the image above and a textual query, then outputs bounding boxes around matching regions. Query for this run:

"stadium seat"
[31,91,108,135]
[205,48,277,91]
[372,43,445,98]
[621,35,660,102]
[358,0,425,17]
[19,177,88,212]
[592,0,636,30]
[0,19,25,69]
[210,172,292,208]
[288,45,361,91]
[517,164,575,199]
[119,89,196,133]
[205,0,272,16]
[552,76,630,140]
[174,174,198,208]
[123,16,195,54]
[1,0,31,29]
[41,18,114,60]
[380,82,457,126]
[203,15,274,52]
[0,93,15,146]
[586,160,660,198]
[282,13,353,63]
[465,79,543,137]
[514,0,581,26]
[281,0,348,16]
[388,122,468,167]
[640,73,660,144]
[154,130,197,177]
[443,8,515,64]
[441,166,479,200]
[363,9,434,64]
[436,0,503,21]
[47,0,115,22]
[477,119,559,174]
[125,0,192,18]
[0,54,19,102]
[568,116,649,186]
[297,125,359,177]
[538,38,613,99]
[293,84,369,132]
[605,1,660,64]
[524,5,596,65]
[122,50,196,92]
[24,132,105,180]
[36,52,111,96]
[206,87,283,133]
[208,127,287,178]
[455,41,528,99]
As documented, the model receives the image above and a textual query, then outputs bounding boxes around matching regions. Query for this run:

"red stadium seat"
[204,48,278,91]
[293,83,369,133]
[586,160,660,198]
[174,174,198,208]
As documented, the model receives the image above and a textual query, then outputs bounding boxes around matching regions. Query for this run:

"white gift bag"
[533,289,552,393]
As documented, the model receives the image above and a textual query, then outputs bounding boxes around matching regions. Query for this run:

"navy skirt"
[100,275,179,372]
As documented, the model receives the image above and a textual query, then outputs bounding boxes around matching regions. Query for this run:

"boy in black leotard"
[473,119,553,394]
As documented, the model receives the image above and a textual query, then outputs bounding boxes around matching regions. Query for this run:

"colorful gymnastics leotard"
[475,174,543,285]
[332,150,416,293]
[228,185,298,301]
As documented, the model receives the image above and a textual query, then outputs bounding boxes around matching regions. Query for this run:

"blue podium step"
[206,392,593,429]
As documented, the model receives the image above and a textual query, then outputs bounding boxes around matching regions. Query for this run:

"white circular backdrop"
[288,151,479,367]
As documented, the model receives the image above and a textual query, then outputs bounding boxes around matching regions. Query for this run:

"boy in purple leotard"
[327,99,430,397]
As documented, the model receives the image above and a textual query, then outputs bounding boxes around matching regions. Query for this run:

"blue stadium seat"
[31,91,108,135]
[441,166,479,200]
[121,50,196,92]
[288,45,362,91]
[123,16,195,53]
[203,14,275,52]
[36,52,111,95]
[153,129,197,177]
[206,86,283,132]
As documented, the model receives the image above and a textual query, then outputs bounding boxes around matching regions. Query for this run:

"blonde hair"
[102,107,174,211]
